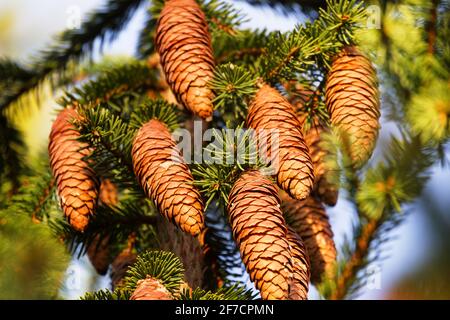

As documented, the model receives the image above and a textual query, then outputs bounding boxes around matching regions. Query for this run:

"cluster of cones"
[47,0,380,300]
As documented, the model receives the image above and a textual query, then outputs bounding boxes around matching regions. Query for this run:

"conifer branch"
[0,0,145,111]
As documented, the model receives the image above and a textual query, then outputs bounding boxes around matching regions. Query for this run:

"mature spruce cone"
[98,178,119,206]
[326,46,380,168]
[246,84,314,200]
[281,193,337,284]
[286,227,310,300]
[86,179,119,274]
[86,235,110,275]
[48,108,99,232]
[228,169,309,300]
[156,0,215,121]
[111,248,137,290]
[132,119,205,237]
[130,277,173,300]
[300,116,339,206]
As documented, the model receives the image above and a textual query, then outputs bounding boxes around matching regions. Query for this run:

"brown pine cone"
[228,169,309,300]
[132,119,205,237]
[281,193,337,284]
[246,84,314,200]
[130,277,173,300]
[86,235,110,275]
[48,108,99,232]
[299,116,339,206]
[111,248,137,290]
[98,178,119,206]
[326,46,380,168]
[156,0,215,121]
[286,226,310,300]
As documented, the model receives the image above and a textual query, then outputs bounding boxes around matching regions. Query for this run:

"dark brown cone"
[227,169,310,300]
[156,0,215,121]
[326,46,380,168]
[286,226,310,300]
[111,248,137,290]
[132,119,205,237]
[86,235,110,275]
[246,84,315,200]
[281,193,337,284]
[130,277,172,300]
[48,108,99,232]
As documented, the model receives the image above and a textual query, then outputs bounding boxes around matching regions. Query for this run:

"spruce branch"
[81,288,131,300]
[0,0,145,111]
[60,61,159,111]
[75,107,138,190]
[124,250,185,294]
[0,114,25,196]
[50,200,157,256]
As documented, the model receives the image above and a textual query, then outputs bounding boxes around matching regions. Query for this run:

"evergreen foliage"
[0,0,448,300]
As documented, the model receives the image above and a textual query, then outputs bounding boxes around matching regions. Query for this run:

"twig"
[330,219,380,300]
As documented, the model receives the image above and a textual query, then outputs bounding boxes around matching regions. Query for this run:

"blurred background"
[0,0,449,299]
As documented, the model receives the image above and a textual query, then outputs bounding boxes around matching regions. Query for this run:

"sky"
[1,0,449,300]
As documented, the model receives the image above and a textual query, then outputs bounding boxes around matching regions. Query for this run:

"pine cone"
[246,84,314,200]
[281,193,337,284]
[130,277,173,300]
[99,178,119,206]
[228,169,310,300]
[286,226,310,300]
[300,116,339,206]
[156,0,215,121]
[48,108,99,232]
[111,248,137,290]
[326,46,380,168]
[132,119,205,237]
[86,235,110,275]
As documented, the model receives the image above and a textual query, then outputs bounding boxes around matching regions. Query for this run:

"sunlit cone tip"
[130,277,172,300]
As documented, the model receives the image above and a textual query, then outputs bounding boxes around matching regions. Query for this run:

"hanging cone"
[111,248,137,290]
[281,192,337,284]
[286,226,310,300]
[246,84,314,200]
[86,235,110,275]
[325,46,380,168]
[98,178,119,206]
[298,114,339,206]
[227,169,310,300]
[130,277,173,300]
[132,119,205,237]
[156,0,215,121]
[48,108,99,232]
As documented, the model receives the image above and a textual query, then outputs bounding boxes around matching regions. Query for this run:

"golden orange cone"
[132,119,205,237]
[228,170,310,300]
[326,46,380,168]
[246,84,315,200]
[156,0,215,120]
[48,108,99,232]
[281,193,337,284]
